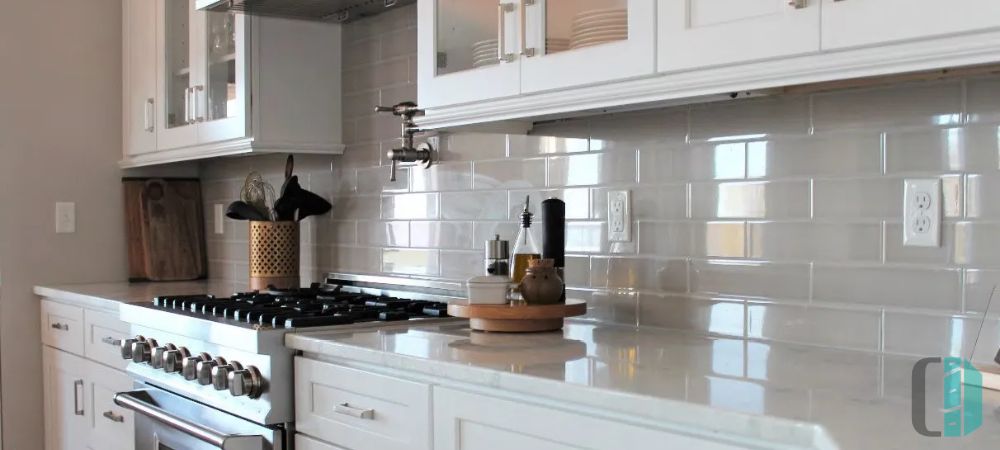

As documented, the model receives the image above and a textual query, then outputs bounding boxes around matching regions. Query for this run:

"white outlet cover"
[608,190,631,242]
[903,179,941,247]
[55,202,76,234]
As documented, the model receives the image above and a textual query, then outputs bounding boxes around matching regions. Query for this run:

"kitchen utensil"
[124,178,207,281]
[542,198,566,271]
[226,201,268,221]
[241,172,276,220]
[519,259,564,305]
[249,220,300,291]
[280,154,295,195]
[484,234,511,277]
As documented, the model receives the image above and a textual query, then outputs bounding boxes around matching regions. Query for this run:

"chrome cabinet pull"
[144,98,155,132]
[73,380,84,416]
[50,323,69,331]
[103,410,125,423]
[788,0,807,8]
[497,2,516,63]
[335,402,375,420]
[520,0,535,57]
[184,87,192,124]
[101,336,121,346]
[194,85,205,122]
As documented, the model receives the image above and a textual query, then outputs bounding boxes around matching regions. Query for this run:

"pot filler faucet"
[375,101,434,182]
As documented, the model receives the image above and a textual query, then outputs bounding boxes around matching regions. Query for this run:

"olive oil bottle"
[511,196,541,284]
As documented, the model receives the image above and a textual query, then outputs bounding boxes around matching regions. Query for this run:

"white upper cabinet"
[123,0,157,157]
[658,0,820,72]
[821,0,1000,50]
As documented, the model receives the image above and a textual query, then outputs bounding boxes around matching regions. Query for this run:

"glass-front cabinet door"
[520,0,655,94]
[418,0,522,108]
[157,0,199,149]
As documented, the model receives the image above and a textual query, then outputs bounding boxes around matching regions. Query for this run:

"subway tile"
[380,28,417,61]
[315,168,356,197]
[964,268,1000,314]
[694,221,746,258]
[381,193,439,220]
[509,188,590,220]
[410,162,473,192]
[749,221,882,262]
[343,37,380,67]
[689,96,810,143]
[380,83,417,109]
[665,142,746,181]
[639,295,744,336]
[355,112,402,144]
[954,222,1000,268]
[439,250,481,280]
[508,135,589,157]
[691,260,809,300]
[885,125,997,173]
[566,221,606,253]
[357,165,409,193]
[812,81,963,132]
[410,221,473,249]
[329,246,381,274]
[547,152,636,187]
[690,181,810,219]
[472,222,520,247]
[813,178,901,219]
[579,289,638,325]
[746,131,883,179]
[940,174,963,218]
[340,143,380,168]
[637,222,694,257]
[439,133,508,162]
[357,221,409,247]
[382,248,439,276]
[590,108,689,150]
[747,303,881,351]
[563,255,590,288]
[529,119,591,139]
[316,221,357,246]
[812,264,962,311]
[440,191,506,220]
[884,222,954,265]
[345,57,411,91]
[883,312,979,358]
[966,173,1000,219]
[966,76,1000,124]
[331,195,381,220]
[342,89,380,119]
[590,257,687,292]
[473,158,546,190]
[592,185,687,221]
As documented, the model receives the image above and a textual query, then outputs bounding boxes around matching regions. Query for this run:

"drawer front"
[295,357,431,450]
[434,387,747,450]
[296,434,348,450]
[41,300,85,355]
[84,310,130,370]
[88,361,134,450]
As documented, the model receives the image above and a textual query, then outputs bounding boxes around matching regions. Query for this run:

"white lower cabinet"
[296,434,348,450]
[43,348,90,450]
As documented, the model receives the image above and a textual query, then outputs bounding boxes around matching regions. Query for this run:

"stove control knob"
[196,357,226,386]
[182,353,211,381]
[211,361,243,391]
[228,366,263,399]
[130,338,157,364]
[120,338,137,360]
[163,347,191,373]
[151,344,177,370]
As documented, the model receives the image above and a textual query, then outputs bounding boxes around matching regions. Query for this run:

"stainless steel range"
[113,274,464,450]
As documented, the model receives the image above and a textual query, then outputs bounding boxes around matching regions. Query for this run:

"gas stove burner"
[264,282,340,298]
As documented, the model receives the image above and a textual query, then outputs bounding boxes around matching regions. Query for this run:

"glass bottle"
[511,196,541,285]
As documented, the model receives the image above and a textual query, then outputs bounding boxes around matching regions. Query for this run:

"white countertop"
[287,321,1000,450]
[34,281,245,312]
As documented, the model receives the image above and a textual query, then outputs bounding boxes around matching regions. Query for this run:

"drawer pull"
[335,403,375,420]
[101,336,122,346]
[103,410,125,423]
[51,323,69,331]
[73,380,84,416]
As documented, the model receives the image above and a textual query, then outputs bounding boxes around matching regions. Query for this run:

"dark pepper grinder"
[541,198,566,300]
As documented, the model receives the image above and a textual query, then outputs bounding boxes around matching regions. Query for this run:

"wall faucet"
[374,101,434,182]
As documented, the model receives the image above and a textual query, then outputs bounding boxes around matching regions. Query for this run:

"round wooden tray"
[447,299,587,333]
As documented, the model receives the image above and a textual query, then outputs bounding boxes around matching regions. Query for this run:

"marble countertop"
[34,280,245,312]
[287,321,1000,450]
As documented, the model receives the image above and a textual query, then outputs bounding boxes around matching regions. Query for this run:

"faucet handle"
[374,102,424,118]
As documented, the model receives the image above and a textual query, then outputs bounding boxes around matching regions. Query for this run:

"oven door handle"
[115,390,266,450]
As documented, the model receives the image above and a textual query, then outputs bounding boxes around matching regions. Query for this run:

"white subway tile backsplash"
[954,222,1000,268]
[689,96,810,143]
[357,221,408,247]
[812,264,962,311]
[885,126,997,173]
[383,248,439,275]
[439,250,481,279]
[357,165,408,193]
[591,185,687,220]
[410,162,473,192]
[440,133,508,161]
[667,143,746,181]
[508,188,590,220]
[547,152,636,187]
[590,257,687,292]
[693,221,746,258]
[883,222,954,265]
[440,191,506,220]
[638,222,694,257]
[690,181,810,220]
[966,173,1000,219]
[473,158,546,190]
[381,193,439,219]
[639,295,744,336]
[883,312,978,357]
[746,132,883,179]
[964,268,1000,314]
[812,81,963,132]
[966,77,1000,124]
[748,303,881,351]
[813,178,901,219]
[508,135,589,156]
[566,221,606,253]
[590,109,690,150]
[579,289,638,325]
[749,221,882,262]
[410,221,473,249]
[691,260,809,300]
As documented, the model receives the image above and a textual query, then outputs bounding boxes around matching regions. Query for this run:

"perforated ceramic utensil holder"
[249,221,300,290]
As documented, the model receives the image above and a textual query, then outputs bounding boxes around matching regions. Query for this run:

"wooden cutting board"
[124,178,207,281]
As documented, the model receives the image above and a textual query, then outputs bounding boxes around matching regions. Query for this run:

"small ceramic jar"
[518,259,564,305]
[466,275,511,304]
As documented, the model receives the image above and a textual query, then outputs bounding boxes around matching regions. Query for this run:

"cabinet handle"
[102,410,125,423]
[497,2,516,63]
[184,87,192,124]
[143,98,155,132]
[195,85,205,122]
[519,0,535,57]
[101,336,122,346]
[73,380,84,416]
[334,402,375,420]
[788,0,807,8]
[50,323,69,331]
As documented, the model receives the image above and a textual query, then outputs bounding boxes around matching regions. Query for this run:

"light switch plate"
[608,190,631,242]
[903,179,941,247]
[55,202,76,234]
[214,204,225,235]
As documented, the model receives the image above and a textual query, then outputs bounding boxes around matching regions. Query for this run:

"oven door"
[115,387,285,450]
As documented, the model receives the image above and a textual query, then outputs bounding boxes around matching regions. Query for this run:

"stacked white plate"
[545,37,570,54]
[570,8,627,50]
[472,39,499,68]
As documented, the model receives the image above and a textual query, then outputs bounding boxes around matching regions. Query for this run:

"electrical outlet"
[903,179,941,247]
[55,202,76,234]
[608,190,631,242]
[214,204,225,235]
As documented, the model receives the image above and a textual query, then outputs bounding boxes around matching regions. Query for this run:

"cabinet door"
[520,0,655,94]
[433,387,746,450]
[43,348,90,450]
[822,0,1000,50]
[88,361,135,450]
[657,0,820,72]
[156,0,199,150]
[191,8,249,144]
[417,0,522,108]
[124,0,157,156]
